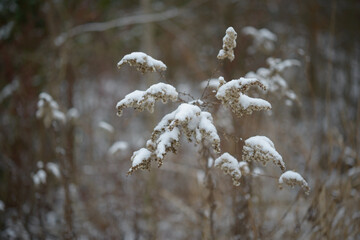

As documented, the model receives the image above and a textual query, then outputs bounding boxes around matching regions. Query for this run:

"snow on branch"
[36,92,66,128]
[116,82,178,116]
[128,103,221,175]
[279,170,310,195]
[242,136,286,171]
[217,27,237,61]
[117,52,167,73]
[215,153,249,186]
[215,77,271,117]
[242,26,277,54]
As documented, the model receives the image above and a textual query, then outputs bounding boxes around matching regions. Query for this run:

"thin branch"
[55,8,183,46]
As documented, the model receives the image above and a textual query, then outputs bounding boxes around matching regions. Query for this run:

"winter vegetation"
[1,1,359,239]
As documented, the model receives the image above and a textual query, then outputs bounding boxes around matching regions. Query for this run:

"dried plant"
[116,26,309,195]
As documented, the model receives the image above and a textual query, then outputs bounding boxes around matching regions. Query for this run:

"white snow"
[131,148,152,167]
[200,77,224,90]
[0,200,4,211]
[0,78,19,103]
[67,108,80,121]
[36,92,66,128]
[238,93,272,110]
[32,169,47,186]
[278,170,304,184]
[98,121,114,134]
[216,77,262,98]
[245,58,300,101]
[117,52,167,73]
[279,170,310,194]
[215,153,241,173]
[214,152,249,186]
[46,162,61,178]
[116,82,178,116]
[243,136,285,171]
[242,26,277,54]
[108,141,129,155]
[217,27,237,61]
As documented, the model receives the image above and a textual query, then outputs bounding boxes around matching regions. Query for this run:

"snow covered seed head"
[215,77,271,117]
[116,82,178,116]
[217,27,237,61]
[117,52,167,73]
[36,92,66,128]
[128,148,153,175]
[215,153,249,186]
[242,136,286,171]
[149,103,220,155]
[279,170,310,195]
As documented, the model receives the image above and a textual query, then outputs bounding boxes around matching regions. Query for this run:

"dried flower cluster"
[36,92,66,128]
[128,103,221,174]
[215,77,271,117]
[245,57,300,103]
[215,153,249,186]
[279,170,310,195]
[117,52,167,73]
[242,136,286,171]
[217,27,237,61]
[117,33,309,194]
[242,26,277,54]
[116,82,178,116]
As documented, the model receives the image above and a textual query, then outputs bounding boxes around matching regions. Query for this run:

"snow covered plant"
[36,92,66,128]
[116,27,309,194]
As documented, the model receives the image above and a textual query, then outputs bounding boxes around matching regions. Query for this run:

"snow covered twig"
[215,153,249,186]
[215,77,271,117]
[279,170,310,195]
[117,52,167,73]
[242,136,286,171]
[116,82,178,116]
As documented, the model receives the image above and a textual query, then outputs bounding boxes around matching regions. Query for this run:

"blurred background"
[0,0,359,239]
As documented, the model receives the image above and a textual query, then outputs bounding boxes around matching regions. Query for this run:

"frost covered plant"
[217,27,237,61]
[279,171,310,195]
[117,52,167,73]
[116,82,178,116]
[215,153,249,186]
[116,26,309,194]
[36,92,66,128]
[242,136,286,171]
[242,26,277,54]
[215,77,271,117]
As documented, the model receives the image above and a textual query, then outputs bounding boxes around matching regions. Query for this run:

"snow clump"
[242,136,285,171]
[117,52,167,73]
[217,27,237,61]
[116,82,178,116]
